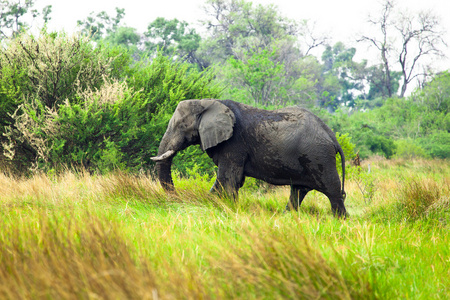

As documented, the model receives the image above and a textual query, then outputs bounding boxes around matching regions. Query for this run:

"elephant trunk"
[151,130,184,191]
[156,159,174,191]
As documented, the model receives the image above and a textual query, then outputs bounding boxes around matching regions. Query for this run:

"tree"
[396,10,447,97]
[414,71,450,114]
[144,17,201,65]
[359,0,447,98]
[103,26,141,50]
[77,8,143,58]
[321,42,369,108]
[202,0,308,106]
[201,0,298,62]
[0,0,52,39]
[365,64,401,101]
[225,48,287,106]
[77,7,125,40]
[298,19,329,56]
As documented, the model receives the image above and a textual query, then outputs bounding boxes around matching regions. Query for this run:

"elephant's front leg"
[210,161,244,199]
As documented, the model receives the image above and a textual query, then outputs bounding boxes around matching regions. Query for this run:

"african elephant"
[151,99,347,217]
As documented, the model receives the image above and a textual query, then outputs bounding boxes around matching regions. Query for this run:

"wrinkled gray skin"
[151,99,347,217]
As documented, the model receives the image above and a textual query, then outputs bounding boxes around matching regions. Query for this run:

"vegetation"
[0,31,220,173]
[0,158,449,298]
[0,1,448,297]
[1,0,448,176]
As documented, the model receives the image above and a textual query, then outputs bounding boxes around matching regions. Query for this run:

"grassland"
[0,158,449,299]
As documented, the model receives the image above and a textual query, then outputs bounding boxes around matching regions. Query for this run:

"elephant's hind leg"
[326,188,347,218]
[285,185,311,211]
[318,162,347,218]
[329,196,347,218]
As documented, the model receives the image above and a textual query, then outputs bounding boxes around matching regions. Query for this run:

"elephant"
[151,99,347,217]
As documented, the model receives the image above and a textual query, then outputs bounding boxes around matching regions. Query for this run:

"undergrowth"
[0,158,449,299]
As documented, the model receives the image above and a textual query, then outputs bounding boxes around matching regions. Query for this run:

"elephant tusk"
[151,150,175,161]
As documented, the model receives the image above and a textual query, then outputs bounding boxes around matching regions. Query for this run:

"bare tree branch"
[358,0,447,97]
[297,20,329,56]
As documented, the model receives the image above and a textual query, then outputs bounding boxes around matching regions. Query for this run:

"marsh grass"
[0,158,449,299]
[398,178,443,220]
[213,223,372,299]
[0,212,158,299]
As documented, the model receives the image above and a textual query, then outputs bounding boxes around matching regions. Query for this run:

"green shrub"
[336,132,356,166]
[0,31,130,172]
[8,80,141,171]
[366,135,396,158]
[4,42,221,173]
[0,31,112,118]
[418,131,450,159]
[394,139,428,159]
[172,146,217,178]
[127,52,221,118]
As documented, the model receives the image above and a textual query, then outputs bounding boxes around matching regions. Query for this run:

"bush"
[172,146,217,178]
[0,31,128,172]
[0,31,112,120]
[127,52,221,118]
[394,139,428,159]
[336,132,356,163]
[366,135,396,159]
[3,36,222,174]
[7,80,140,172]
[418,131,450,159]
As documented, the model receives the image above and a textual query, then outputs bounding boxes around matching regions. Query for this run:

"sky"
[34,0,450,71]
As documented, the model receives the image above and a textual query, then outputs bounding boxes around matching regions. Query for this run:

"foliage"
[1,31,221,174]
[0,31,124,171]
[202,0,314,107]
[0,0,52,39]
[0,31,112,115]
[13,60,219,173]
[365,65,402,101]
[0,0,449,173]
[144,17,201,65]
[17,80,142,171]
[414,71,450,114]
[127,52,221,115]
[77,7,125,40]
[201,0,298,63]
[394,139,428,159]
[326,108,396,159]
[102,26,141,52]
[321,42,368,108]
[224,47,288,106]
[172,146,217,178]
[418,131,450,159]
[335,132,356,169]
[326,80,449,159]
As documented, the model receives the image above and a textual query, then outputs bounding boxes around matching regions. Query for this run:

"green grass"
[0,159,449,299]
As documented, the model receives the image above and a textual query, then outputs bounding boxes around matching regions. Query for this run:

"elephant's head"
[151,99,235,190]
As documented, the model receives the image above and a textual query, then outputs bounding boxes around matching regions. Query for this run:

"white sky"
[34,0,450,71]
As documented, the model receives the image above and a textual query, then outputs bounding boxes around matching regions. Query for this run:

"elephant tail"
[337,145,346,201]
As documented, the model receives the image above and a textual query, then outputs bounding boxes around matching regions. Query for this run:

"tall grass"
[0,159,449,299]
[0,212,158,299]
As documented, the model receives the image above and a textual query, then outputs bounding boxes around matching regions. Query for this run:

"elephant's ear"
[199,101,235,150]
